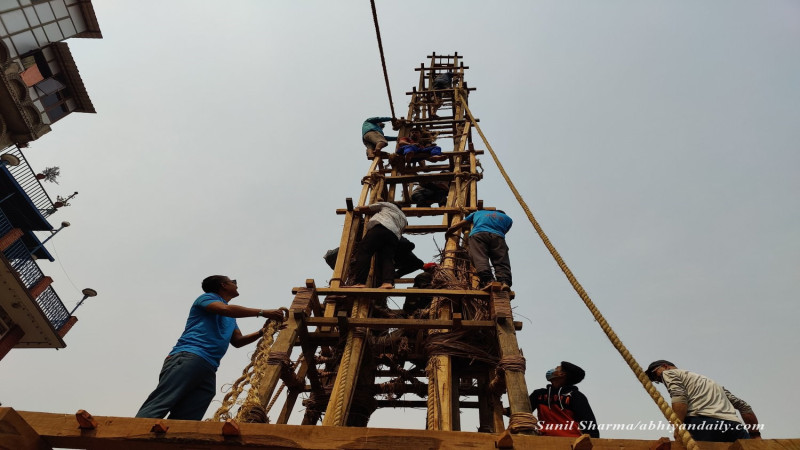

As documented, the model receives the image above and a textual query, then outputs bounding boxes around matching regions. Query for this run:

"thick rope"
[370,0,395,118]
[457,91,700,450]
[212,320,281,421]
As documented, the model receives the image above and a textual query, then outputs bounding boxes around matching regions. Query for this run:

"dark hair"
[202,275,228,293]
[645,360,676,381]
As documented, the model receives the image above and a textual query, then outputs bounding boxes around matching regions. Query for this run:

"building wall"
[0,0,89,59]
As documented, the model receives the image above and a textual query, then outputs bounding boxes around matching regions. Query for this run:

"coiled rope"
[456,90,700,450]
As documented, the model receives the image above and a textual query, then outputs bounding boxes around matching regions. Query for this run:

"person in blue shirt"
[135,275,285,420]
[446,209,513,290]
[362,116,398,159]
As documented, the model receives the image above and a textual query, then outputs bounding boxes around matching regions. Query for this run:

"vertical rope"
[370,0,395,118]
[456,90,700,450]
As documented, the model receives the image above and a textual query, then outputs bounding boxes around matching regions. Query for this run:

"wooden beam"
[0,407,48,450]
[296,287,497,298]
[11,409,750,450]
[304,317,495,331]
[321,297,370,426]
[492,290,536,434]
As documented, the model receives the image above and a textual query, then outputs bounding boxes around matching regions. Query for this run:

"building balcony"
[0,151,73,357]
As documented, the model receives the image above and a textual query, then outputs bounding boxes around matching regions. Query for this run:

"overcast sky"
[1,0,798,440]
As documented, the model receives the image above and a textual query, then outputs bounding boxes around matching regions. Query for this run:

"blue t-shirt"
[465,210,513,238]
[170,293,239,368]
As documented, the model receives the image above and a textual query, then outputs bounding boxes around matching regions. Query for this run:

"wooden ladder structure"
[242,53,535,433]
[4,53,797,450]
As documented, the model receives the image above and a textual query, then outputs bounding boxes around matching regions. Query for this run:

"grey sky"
[1,0,798,439]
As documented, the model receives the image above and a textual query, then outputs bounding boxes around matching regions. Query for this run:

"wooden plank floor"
[5,408,792,450]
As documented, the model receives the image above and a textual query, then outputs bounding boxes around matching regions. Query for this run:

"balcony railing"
[0,205,70,331]
[0,146,58,217]
[34,285,70,330]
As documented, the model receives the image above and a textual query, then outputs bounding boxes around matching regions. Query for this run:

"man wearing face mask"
[529,361,599,437]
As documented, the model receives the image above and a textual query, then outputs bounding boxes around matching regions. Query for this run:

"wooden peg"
[572,434,593,450]
[150,421,168,433]
[495,428,514,448]
[649,437,671,450]
[222,419,241,436]
[75,410,97,430]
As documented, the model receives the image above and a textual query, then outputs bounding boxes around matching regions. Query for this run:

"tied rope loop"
[455,89,701,450]
[509,412,539,434]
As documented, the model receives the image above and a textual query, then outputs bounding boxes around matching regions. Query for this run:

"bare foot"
[378,283,394,289]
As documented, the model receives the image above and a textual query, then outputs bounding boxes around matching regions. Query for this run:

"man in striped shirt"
[646,360,761,441]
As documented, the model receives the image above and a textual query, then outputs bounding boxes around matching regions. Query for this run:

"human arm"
[229,326,263,348]
[204,302,285,321]
[725,388,761,438]
[446,219,472,237]
[571,391,600,438]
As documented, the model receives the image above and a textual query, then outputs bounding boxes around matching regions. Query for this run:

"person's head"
[410,128,422,139]
[545,361,585,388]
[202,275,239,299]
[645,360,676,383]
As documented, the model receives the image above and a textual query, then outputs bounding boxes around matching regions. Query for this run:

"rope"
[212,320,281,421]
[509,412,538,433]
[456,90,700,450]
[370,0,395,118]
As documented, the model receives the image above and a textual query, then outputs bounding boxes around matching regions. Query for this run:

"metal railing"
[3,238,44,288]
[0,146,58,217]
[0,219,70,332]
[0,203,11,236]
[34,285,70,330]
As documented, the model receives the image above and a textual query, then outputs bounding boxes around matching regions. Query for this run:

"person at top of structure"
[349,202,408,289]
[362,116,399,159]
[135,275,285,420]
[645,360,761,441]
[429,71,458,118]
[528,361,599,438]
[446,209,513,290]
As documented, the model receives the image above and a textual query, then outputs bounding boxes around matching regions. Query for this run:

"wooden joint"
[75,410,97,430]
[221,419,241,436]
[495,428,514,448]
[293,309,306,320]
[453,313,462,330]
[649,437,671,450]
[572,434,593,450]
[337,310,349,335]
[150,421,168,433]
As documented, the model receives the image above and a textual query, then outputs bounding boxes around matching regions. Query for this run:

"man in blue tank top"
[135,275,285,420]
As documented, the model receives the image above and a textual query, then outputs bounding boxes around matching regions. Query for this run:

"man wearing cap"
[136,275,285,420]
[446,209,513,290]
[645,360,761,441]
[529,361,599,437]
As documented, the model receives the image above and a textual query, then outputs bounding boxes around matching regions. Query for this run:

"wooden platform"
[3,408,794,450]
